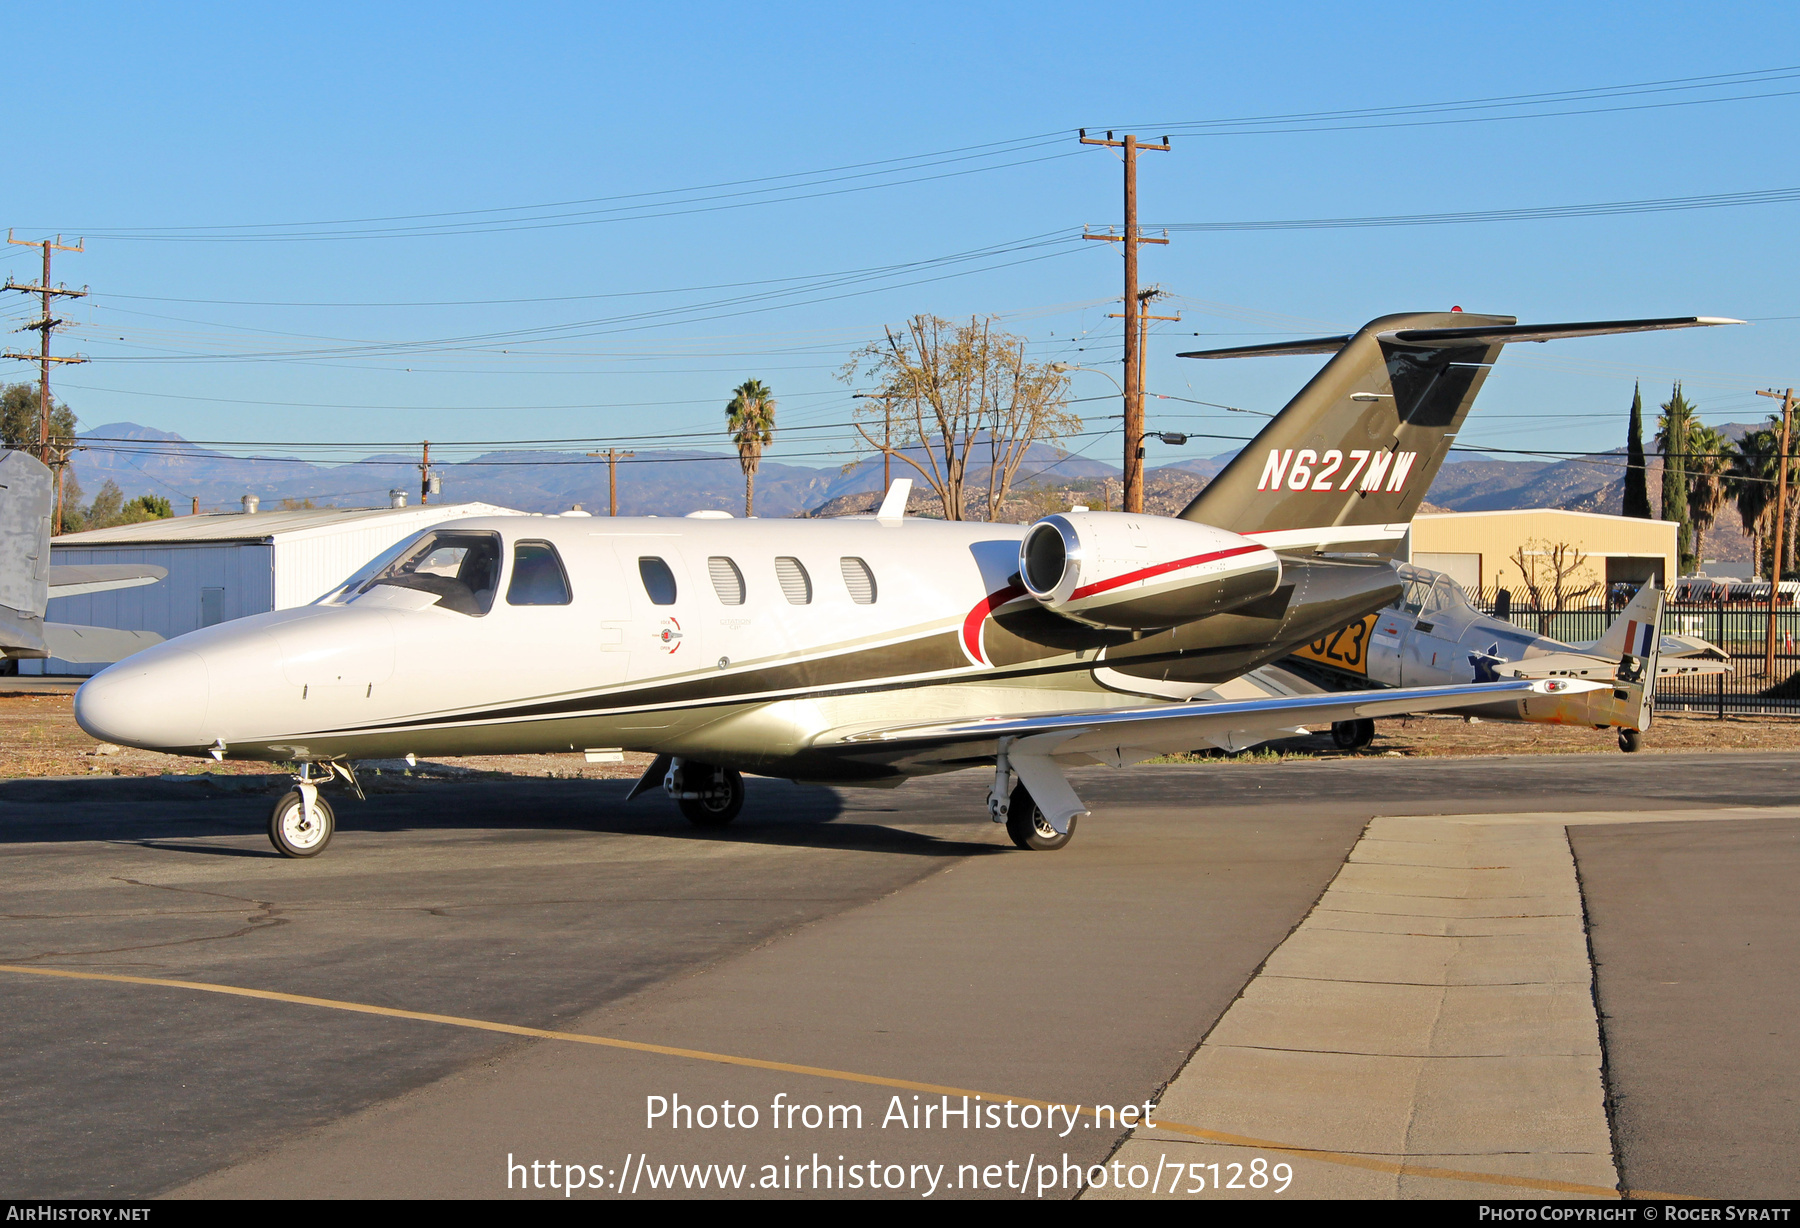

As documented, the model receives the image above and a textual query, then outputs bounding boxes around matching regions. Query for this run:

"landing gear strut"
[1331,718,1376,751]
[666,758,745,828]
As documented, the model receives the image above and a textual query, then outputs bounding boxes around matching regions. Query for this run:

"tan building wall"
[1408,510,1677,607]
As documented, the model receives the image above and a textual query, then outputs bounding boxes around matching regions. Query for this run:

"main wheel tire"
[677,765,745,828]
[1618,727,1643,753]
[1331,718,1376,751]
[1004,780,1074,851]
[269,790,335,858]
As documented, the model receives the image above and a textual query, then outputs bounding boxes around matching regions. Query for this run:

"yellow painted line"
[1,963,1687,1200]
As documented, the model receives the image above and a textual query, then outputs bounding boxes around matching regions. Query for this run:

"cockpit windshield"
[358,530,503,616]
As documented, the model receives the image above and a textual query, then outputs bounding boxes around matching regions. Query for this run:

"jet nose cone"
[75,649,211,751]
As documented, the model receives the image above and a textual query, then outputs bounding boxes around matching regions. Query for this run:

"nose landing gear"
[269,764,335,858]
[268,761,362,858]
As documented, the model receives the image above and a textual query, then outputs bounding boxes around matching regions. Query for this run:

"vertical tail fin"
[1175,311,1510,552]
[0,450,53,660]
[1174,312,1742,555]
[1591,581,1662,661]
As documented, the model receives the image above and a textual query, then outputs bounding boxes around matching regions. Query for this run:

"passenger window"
[361,530,502,617]
[775,557,812,605]
[507,541,572,606]
[840,557,877,604]
[708,556,746,605]
[638,557,677,606]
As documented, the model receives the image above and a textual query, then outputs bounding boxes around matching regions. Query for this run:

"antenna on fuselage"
[875,478,913,523]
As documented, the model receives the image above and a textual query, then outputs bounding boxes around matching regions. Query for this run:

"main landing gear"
[664,757,745,828]
[1331,718,1376,751]
[1002,780,1075,851]
[1617,727,1643,753]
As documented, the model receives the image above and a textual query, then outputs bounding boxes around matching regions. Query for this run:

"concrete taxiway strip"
[1097,807,1800,1201]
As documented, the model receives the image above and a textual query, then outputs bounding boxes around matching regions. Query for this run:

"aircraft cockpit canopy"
[359,530,504,616]
[1392,565,1474,617]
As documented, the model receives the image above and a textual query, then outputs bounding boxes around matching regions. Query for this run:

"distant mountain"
[69,423,1224,519]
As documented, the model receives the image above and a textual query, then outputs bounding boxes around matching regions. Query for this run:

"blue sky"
[5,1,1798,490]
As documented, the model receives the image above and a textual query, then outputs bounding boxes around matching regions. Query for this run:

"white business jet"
[72,311,1738,856]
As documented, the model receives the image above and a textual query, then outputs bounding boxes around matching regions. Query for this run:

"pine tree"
[1622,382,1652,518]
[1657,383,1696,573]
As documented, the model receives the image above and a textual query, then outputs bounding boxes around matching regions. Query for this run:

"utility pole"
[1756,387,1794,678]
[418,441,431,505]
[587,447,634,515]
[852,390,896,490]
[4,232,86,534]
[1080,130,1170,513]
[1107,286,1181,477]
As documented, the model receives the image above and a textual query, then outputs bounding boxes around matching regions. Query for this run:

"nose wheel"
[269,787,335,857]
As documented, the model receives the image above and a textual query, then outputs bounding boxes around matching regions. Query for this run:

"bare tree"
[1508,538,1600,633]
[840,315,1077,521]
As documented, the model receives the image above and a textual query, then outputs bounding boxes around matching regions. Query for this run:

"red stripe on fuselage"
[962,583,1024,666]
[1069,544,1265,601]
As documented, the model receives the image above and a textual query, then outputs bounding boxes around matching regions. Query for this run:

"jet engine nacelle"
[1017,511,1282,630]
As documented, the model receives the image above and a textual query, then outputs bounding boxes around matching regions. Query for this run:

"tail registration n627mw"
[1256,448,1417,494]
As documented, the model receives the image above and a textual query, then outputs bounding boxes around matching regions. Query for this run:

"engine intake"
[1018,512,1281,629]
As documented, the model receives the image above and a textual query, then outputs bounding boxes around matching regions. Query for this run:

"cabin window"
[638,556,678,605]
[360,530,502,617]
[840,557,877,605]
[775,557,812,605]
[708,556,746,605]
[507,541,572,606]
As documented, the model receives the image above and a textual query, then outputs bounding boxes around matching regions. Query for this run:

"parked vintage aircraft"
[1283,564,1730,751]
[1,450,167,669]
[72,310,1739,857]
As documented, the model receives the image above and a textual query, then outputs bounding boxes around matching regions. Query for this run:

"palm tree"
[1729,426,1779,574]
[1686,423,1729,565]
[725,379,776,517]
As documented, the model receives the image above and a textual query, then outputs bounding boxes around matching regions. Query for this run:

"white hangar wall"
[28,501,519,674]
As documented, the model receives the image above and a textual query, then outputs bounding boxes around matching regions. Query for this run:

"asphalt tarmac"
[1,752,1795,1200]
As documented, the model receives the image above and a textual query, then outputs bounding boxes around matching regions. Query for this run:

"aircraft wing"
[808,678,1602,833]
[818,678,1596,767]
[47,564,168,599]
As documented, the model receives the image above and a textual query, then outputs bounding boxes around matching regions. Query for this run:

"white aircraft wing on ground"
[814,677,1605,833]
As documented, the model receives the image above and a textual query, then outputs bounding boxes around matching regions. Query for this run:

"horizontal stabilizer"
[1177,334,1353,360]
[1379,316,1743,347]
[47,564,168,599]
[42,623,164,664]
[1179,316,1741,359]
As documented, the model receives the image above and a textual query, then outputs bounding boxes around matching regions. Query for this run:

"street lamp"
[1048,361,1123,394]
[1137,430,1188,460]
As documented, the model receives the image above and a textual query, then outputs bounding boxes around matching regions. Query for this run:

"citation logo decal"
[657,617,684,653]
